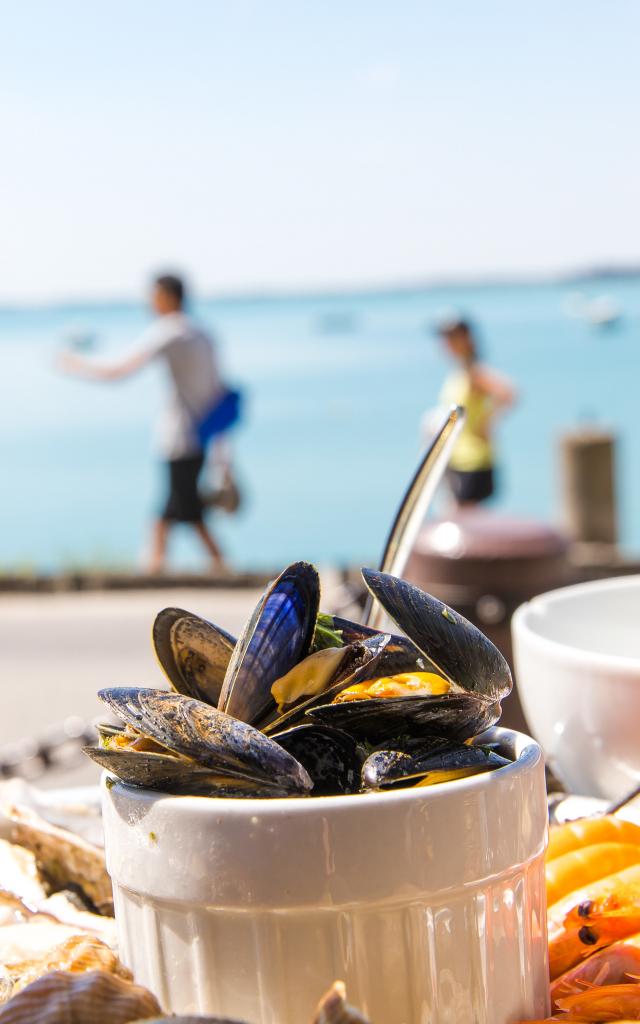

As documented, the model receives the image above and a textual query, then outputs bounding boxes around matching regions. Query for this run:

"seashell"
[40,891,117,948]
[6,805,113,915]
[3,935,130,1001]
[153,607,236,707]
[0,840,46,908]
[0,969,162,1022]
[312,981,371,1024]
[139,1018,249,1023]
[0,889,40,928]
[0,922,85,964]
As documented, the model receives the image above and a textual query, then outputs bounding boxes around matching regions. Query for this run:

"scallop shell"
[0,969,162,1022]
[6,805,113,915]
[312,981,371,1024]
[4,935,130,1001]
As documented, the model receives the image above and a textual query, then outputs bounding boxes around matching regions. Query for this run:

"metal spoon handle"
[364,404,465,629]
[606,782,640,816]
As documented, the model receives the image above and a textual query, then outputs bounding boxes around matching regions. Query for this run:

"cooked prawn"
[549,864,640,934]
[551,933,640,1009]
[549,913,640,981]
[548,817,640,862]
[564,883,640,932]
[547,844,640,907]
[556,980,640,1018]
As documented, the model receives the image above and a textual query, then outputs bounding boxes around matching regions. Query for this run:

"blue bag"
[196,389,242,448]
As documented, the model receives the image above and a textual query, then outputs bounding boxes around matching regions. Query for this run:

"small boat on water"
[563,292,622,329]
[584,295,622,328]
[316,311,357,334]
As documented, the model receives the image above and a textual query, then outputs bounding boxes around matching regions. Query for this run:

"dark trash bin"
[403,508,570,734]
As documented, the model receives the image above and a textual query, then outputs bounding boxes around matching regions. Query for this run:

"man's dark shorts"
[161,454,205,523]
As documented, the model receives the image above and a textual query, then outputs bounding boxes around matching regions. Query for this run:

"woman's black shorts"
[161,454,205,523]
[446,467,495,504]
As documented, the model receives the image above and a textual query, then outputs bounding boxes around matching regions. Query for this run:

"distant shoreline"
[1,265,638,315]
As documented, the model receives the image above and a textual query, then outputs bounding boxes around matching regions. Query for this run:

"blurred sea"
[1,277,638,572]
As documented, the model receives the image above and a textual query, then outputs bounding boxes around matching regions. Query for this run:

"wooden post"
[560,429,618,546]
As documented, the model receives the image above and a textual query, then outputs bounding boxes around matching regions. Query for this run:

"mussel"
[85,689,313,798]
[304,571,511,742]
[218,562,320,725]
[153,608,236,706]
[361,737,511,790]
[87,561,514,799]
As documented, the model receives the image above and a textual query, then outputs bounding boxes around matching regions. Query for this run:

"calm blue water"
[1,279,638,572]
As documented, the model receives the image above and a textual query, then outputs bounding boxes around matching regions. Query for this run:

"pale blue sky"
[1,1,638,302]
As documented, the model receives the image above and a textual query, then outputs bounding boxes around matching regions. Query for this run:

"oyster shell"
[0,841,46,908]
[6,806,112,915]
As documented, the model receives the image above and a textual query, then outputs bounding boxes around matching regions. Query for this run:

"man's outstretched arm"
[57,347,153,381]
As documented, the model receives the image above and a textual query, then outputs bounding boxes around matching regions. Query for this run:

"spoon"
[364,404,465,629]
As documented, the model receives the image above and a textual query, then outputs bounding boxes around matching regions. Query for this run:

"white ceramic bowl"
[512,575,640,801]
[102,727,548,1024]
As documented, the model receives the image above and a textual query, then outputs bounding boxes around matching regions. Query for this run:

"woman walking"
[436,316,517,507]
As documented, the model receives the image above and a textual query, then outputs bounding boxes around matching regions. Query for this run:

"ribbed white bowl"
[513,575,640,801]
[102,727,549,1024]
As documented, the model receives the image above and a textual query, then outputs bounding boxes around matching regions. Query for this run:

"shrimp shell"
[551,932,640,1009]
[556,980,640,1018]
[548,816,640,862]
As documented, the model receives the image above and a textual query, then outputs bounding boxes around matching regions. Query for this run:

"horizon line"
[0,262,638,314]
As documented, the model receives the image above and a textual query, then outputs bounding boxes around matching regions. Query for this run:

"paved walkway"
[0,572,351,787]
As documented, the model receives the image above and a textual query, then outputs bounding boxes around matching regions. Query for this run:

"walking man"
[60,273,227,573]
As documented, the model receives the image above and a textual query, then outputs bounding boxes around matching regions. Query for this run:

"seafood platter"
[0,563,639,1020]
[1,417,639,1021]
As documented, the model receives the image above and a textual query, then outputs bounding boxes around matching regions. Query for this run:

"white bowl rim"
[103,725,542,816]
[513,573,640,675]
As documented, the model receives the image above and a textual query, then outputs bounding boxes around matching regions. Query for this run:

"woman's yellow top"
[440,370,494,472]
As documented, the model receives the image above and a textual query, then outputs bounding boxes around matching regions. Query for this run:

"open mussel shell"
[97,688,313,795]
[362,738,511,789]
[218,562,320,726]
[85,747,293,798]
[273,724,362,795]
[261,634,390,735]
[153,607,236,707]
[307,692,501,743]
[362,569,512,703]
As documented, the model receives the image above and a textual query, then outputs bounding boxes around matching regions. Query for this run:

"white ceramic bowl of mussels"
[101,725,548,1024]
[94,565,548,1023]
